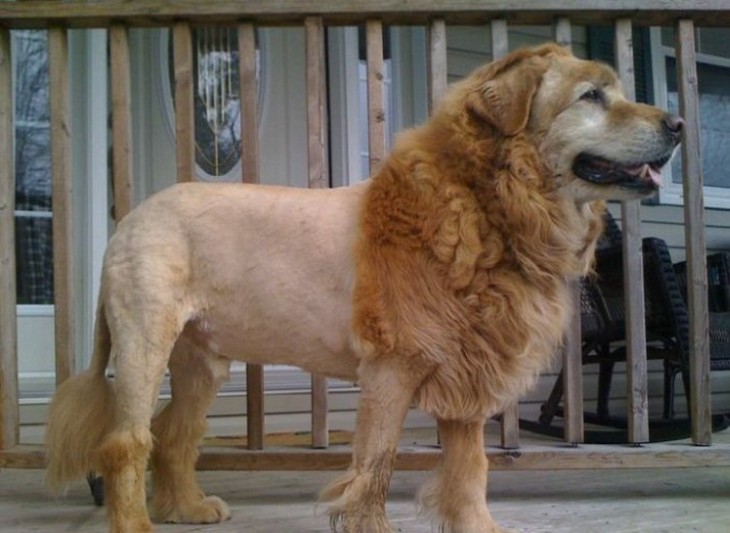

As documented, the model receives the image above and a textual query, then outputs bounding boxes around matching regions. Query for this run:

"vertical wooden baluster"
[490,18,508,60]
[675,19,711,445]
[240,22,259,184]
[615,18,650,445]
[239,22,265,450]
[173,21,195,182]
[489,18,519,450]
[553,18,584,446]
[366,19,385,175]
[48,27,75,386]
[428,18,447,112]
[0,27,19,450]
[109,24,133,222]
[305,16,330,448]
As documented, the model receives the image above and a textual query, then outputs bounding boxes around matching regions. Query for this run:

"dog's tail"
[45,299,116,494]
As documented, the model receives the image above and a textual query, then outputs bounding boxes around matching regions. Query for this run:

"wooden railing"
[1,0,729,470]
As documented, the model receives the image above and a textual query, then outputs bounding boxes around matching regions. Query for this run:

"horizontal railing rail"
[0,1,729,27]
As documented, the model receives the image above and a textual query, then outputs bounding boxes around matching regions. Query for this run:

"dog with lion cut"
[46,43,682,533]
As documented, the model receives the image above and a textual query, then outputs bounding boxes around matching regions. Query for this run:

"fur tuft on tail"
[45,301,116,495]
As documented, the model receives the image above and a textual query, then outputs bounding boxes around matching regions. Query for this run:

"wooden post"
[366,19,385,175]
[554,17,572,49]
[239,22,260,185]
[490,19,508,60]
[488,20,520,450]
[427,18,447,112]
[0,28,19,450]
[305,16,329,448]
[48,27,75,385]
[172,21,195,182]
[552,19,584,445]
[615,18,650,445]
[562,280,585,445]
[245,364,264,450]
[238,22,265,450]
[109,24,133,221]
[675,19,711,446]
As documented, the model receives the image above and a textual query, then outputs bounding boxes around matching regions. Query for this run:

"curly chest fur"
[352,156,604,421]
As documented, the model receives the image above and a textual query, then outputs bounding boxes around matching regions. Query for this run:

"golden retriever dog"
[46,43,682,533]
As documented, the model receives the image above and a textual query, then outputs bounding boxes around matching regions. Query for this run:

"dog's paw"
[161,495,231,524]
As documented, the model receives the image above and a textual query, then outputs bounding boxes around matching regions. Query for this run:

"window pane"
[15,215,54,304]
[666,58,730,189]
[14,31,50,123]
[14,30,53,305]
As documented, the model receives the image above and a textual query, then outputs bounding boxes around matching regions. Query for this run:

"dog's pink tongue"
[645,164,663,187]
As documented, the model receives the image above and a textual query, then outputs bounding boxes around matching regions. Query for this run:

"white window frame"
[650,27,730,209]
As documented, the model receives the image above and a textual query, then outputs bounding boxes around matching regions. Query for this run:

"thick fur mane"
[352,84,605,420]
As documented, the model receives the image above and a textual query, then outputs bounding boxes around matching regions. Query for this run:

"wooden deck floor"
[3,420,729,531]
[1,465,729,532]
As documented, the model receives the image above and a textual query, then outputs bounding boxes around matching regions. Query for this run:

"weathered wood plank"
[48,27,75,385]
[675,19,711,446]
[428,18,447,111]
[195,443,730,471]
[490,18,508,60]
[305,16,328,190]
[237,22,266,450]
[488,19,522,449]
[239,22,260,184]
[305,16,330,449]
[4,442,730,471]
[310,375,329,449]
[551,21,585,446]
[0,28,19,451]
[109,24,134,221]
[563,280,585,445]
[172,21,196,182]
[615,18,650,445]
[246,364,264,450]
[500,403,520,450]
[1,2,729,28]
[366,19,386,175]
[553,17,572,49]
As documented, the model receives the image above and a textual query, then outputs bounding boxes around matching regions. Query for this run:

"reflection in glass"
[14,30,53,305]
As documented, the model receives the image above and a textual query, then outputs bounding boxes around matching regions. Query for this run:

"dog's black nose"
[663,114,684,141]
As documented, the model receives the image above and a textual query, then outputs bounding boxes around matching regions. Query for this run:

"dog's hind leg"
[96,304,186,533]
[150,333,231,524]
[418,418,508,533]
[319,358,422,533]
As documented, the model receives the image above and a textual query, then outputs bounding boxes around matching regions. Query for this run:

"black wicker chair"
[536,214,730,439]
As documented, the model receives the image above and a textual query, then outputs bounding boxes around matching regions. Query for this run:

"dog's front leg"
[418,418,509,533]
[319,358,420,533]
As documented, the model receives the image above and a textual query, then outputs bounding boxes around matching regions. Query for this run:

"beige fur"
[46,43,681,533]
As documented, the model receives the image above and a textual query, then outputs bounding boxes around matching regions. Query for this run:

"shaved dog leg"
[150,336,231,524]
[418,418,507,533]
[319,359,419,533]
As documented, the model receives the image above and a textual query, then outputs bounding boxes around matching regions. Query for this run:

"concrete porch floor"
[1,465,729,532]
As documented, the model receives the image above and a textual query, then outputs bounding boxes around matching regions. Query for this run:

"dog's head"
[452,43,682,203]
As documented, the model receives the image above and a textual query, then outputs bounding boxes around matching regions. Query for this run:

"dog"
[46,43,682,533]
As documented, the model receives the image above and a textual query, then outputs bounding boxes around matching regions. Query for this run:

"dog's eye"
[580,89,602,103]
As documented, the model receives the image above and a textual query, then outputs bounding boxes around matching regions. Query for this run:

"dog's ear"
[466,52,552,136]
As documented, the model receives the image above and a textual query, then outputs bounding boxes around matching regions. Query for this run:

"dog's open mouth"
[573,153,671,191]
